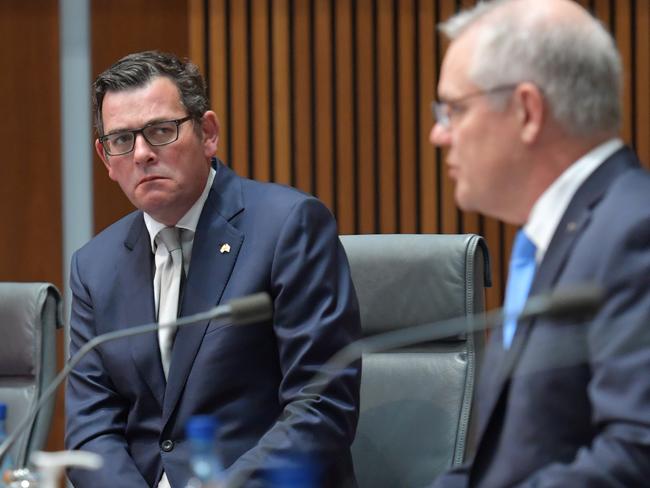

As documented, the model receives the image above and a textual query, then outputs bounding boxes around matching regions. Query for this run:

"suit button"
[161,439,174,452]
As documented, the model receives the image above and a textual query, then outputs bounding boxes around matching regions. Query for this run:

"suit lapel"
[498,209,591,379]
[124,215,167,409]
[474,147,637,447]
[163,162,245,423]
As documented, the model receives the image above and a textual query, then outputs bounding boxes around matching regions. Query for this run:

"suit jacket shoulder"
[468,146,650,488]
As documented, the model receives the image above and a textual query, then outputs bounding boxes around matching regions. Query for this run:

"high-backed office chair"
[0,282,63,467]
[340,234,491,488]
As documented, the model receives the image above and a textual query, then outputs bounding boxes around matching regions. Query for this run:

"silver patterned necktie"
[155,226,183,379]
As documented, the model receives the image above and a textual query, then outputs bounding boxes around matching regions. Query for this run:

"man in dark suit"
[430,0,650,486]
[65,51,361,487]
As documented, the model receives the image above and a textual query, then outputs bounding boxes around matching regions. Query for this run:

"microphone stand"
[225,284,603,487]
[1,283,601,486]
[308,286,603,397]
[0,292,272,475]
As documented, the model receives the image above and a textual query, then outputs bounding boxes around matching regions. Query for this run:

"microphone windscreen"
[521,284,604,321]
[229,292,273,325]
[545,285,603,319]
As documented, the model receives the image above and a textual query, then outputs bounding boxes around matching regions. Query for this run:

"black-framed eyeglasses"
[99,116,194,156]
[431,84,519,129]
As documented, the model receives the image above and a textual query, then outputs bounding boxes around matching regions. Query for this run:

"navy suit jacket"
[65,161,361,487]
[434,147,650,487]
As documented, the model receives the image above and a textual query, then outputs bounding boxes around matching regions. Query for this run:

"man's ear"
[514,82,545,144]
[200,111,220,158]
[95,139,117,181]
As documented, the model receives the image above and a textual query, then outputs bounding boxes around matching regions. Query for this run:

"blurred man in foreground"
[431,0,650,486]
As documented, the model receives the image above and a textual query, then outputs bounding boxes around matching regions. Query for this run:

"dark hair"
[93,50,210,135]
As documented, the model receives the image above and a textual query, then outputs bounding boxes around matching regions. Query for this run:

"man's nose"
[429,122,452,147]
[132,133,156,164]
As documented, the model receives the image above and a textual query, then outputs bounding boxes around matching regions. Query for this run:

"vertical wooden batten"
[334,0,356,235]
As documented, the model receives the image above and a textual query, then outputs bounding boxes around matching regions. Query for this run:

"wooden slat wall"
[190,0,649,311]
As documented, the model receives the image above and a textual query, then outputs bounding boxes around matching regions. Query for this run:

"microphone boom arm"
[0,292,272,467]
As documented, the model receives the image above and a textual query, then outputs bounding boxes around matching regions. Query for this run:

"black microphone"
[0,292,273,470]
[225,284,603,487]
[518,284,603,321]
[334,284,604,367]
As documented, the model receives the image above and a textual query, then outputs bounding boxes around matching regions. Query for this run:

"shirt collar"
[144,167,216,251]
[524,138,623,263]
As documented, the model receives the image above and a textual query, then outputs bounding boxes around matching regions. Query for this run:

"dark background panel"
[0,0,62,286]
[0,0,63,452]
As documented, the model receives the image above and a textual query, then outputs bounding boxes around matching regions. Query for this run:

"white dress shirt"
[145,168,216,313]
[524,138,623,264]
[143,167,215,488]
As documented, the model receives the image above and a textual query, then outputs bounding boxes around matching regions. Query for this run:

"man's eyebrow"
[104,117,171,136]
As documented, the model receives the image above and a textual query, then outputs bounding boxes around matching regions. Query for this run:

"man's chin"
[454,188,476,213]
[137,196,175,219]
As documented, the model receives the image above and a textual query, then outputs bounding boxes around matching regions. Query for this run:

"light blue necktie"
[503,230,537,349]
